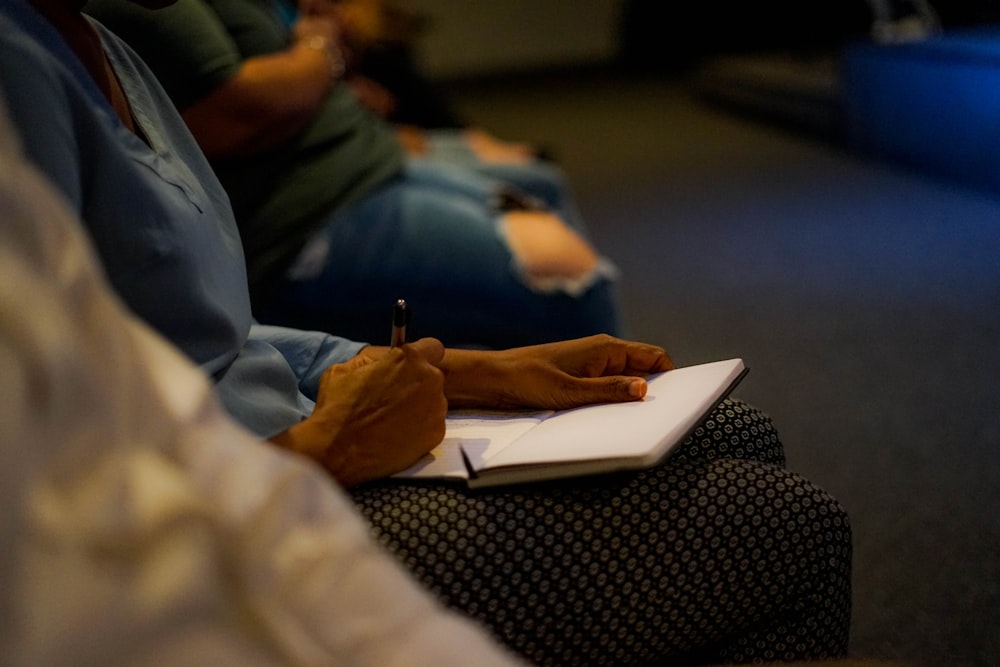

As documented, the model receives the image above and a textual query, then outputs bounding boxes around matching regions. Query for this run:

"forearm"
[439,347,521,409]
[181,39,343,157]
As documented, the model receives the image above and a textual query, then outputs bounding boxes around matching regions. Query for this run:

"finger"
[561,375,649,407]
[621,342,674,374]
[402,337,446,366]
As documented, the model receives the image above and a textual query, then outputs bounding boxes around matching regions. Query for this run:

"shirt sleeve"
[209,325,365,440]
[250,323,368,401]
[85,0,243,109]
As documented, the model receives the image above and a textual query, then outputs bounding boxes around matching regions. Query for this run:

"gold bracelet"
[299,35,345,79]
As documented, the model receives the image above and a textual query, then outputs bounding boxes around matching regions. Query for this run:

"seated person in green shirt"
[87,0,625,350]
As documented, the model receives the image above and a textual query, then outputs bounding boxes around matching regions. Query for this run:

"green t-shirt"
[86,0,404,297]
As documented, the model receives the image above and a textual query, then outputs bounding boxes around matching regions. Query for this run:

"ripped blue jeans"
[256,155,624,349]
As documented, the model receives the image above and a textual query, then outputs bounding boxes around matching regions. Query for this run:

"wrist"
[440,348,519,409]
[270,418,323,460]
[298,35,345,80]
[272,417,365,487]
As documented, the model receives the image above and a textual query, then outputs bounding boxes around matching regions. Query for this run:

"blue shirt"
[0,0,365,436]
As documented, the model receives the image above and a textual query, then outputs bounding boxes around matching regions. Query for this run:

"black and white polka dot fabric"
[351,399,852,666]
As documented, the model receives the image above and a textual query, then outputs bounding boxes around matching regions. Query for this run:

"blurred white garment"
[0,97,524,667]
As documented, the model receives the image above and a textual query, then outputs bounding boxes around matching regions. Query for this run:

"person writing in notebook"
[0,0,852,664]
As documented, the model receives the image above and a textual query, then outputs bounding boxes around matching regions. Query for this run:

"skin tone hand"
[292,13,341,49]
[348,74,398,117]
[392,124,539,166]
[359,334,675,411]
[293,0,352,65]
[271,337,448,488]
[461,128,538,165]
[440,334,675,410]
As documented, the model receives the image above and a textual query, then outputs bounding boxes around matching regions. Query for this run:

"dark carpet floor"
[445,68,1000,667]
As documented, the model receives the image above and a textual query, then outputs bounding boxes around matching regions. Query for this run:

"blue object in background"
[842,28,1000,194]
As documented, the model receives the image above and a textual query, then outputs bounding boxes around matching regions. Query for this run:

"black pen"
[390,298,408,348]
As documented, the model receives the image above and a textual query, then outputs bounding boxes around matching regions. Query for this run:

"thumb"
[402,337,446,366]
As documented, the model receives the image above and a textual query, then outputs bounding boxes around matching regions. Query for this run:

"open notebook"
[394,358,748,488]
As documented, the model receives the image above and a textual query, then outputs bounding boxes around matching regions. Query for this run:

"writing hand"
[272,337,447,487]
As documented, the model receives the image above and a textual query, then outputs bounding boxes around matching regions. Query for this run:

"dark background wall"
[407,1,1000,80]
[619,1,1000,73]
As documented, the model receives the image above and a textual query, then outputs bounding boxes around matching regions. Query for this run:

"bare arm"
[181,16,343,158]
